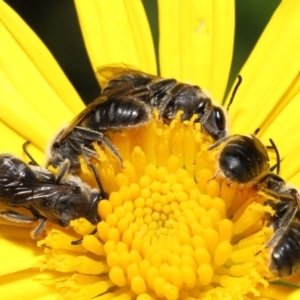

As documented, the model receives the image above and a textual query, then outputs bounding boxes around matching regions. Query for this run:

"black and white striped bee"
[261,177,300,278]
[47,67,228,174]
[208,134,271,185]
[0,154,105,239]
[208,133,300,277]
[100,67,228,140]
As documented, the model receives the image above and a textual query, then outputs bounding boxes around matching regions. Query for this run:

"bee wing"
[60,66,158,143]
[97,66,161,101]
[96,63,143,89]
[0,175,71,205]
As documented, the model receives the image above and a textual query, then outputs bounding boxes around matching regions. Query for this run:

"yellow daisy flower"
[0,1,300,299]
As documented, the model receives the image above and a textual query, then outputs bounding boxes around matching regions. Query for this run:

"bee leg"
[80,147,99,159]
[68,138,99,162]
[257,173,287,195]
[149,78,177,96]
[68,136,99,159]
[30,218,47,239]
[99,135,124,168]
[265,200,298,248]
[151,79,177,114]
[88,163,108,199]
[73,126,124,167]
[0,211,46,239]
[208,135,231,151]
[0,210,39,223]
[71,228,98,246]
[55,159,70,183]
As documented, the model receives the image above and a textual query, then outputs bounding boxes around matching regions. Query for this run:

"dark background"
[5,0,280,104]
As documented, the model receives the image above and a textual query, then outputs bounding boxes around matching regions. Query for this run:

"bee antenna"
[254,128,260,135]
[268,138,280,175]
[22,141,39,166]
[71,228,98,246]
[227,75,242,112]
[88,164,106,197]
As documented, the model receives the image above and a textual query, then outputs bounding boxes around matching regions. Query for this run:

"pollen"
[38,114,274,299]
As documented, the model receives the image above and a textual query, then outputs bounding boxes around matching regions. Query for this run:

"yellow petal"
[0,64,55,149]
[0,1,84,116]
[281,149,300,185]
[0,121,44,165]
[258,283,300,300]
[74,0,157,75]
[257,89,300,182]
[0,1,84,152]
[158,0,235,102]
[0,224,43,275]
[228,1,300,136]
[259,72,300,137]
[0,270,65,299]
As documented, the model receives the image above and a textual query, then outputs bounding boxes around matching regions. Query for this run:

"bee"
[0,154,105,239]
[99,66,228,140]
[208,134,271,184]
[208,133,300,277]
[261,178,300,277]
[47,67,229,173]
[47,96,151,172]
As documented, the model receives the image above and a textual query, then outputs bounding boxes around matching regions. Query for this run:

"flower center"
[37,113,275,299]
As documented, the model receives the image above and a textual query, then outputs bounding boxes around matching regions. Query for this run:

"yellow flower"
[0,1,300,299]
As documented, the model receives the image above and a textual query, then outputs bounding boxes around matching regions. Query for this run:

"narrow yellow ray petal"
[0,225,44,275]
[259,72,300,135]
[0,1,84,115]
[158,0,235,102]
[284,152,300,186]
[0,22,74,136]
[74,0,156,76]
[254,74,300,184]
[227,1,300,134]
[258,284,300,300]
[0,270,64,299]
[209,2,235,101]
[258,92,300,162]
[0,121,44,165]
[274,147,300,185]
[0,68,58,151]
[290,173,300,189]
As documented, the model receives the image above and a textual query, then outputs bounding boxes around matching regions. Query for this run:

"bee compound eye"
[196,99,207,115]
[72,186,81,194]
[214,108,226,131]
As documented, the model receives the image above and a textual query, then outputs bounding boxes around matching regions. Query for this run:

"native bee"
[99,66,228,140]
[208,134,300,277]
[208,134,271,184]
[259,177,300,278]
[47,96,152,173]
[0,154,105,239]
[47,67,229,173]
